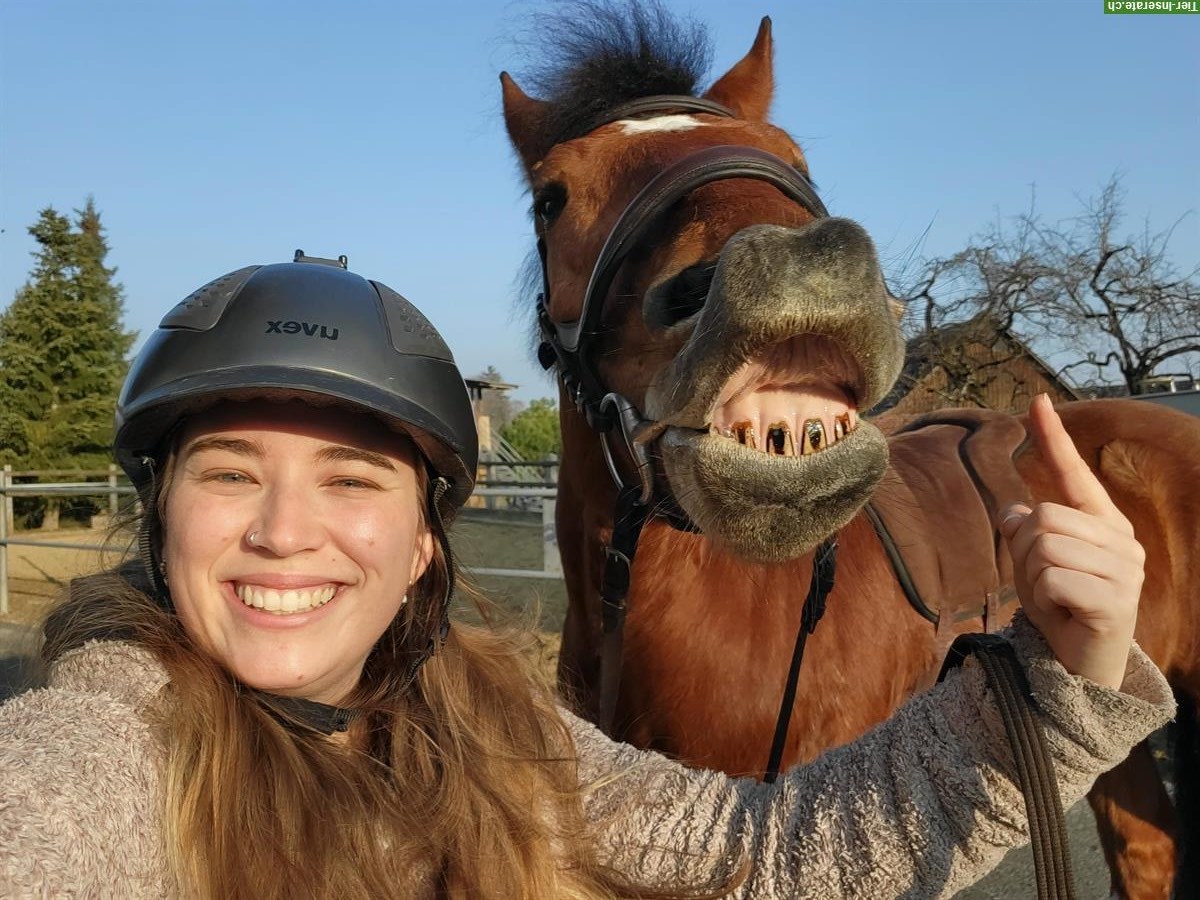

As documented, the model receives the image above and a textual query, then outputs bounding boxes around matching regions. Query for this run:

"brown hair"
[40,438,703,899]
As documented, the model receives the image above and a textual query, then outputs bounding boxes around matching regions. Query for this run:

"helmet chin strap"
[135,456,173,609]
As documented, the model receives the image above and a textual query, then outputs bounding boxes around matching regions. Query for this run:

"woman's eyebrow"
[315,445,397,472]
[185,437,264,459]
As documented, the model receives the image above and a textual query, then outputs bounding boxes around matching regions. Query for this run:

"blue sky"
[2,0,1196,401]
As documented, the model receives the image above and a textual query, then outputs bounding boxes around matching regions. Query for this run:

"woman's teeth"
[235,584,337,614]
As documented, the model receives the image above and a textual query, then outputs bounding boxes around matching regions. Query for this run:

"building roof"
[871,316,1082,415]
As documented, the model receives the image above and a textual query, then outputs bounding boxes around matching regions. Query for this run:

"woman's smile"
[233,581,339,615]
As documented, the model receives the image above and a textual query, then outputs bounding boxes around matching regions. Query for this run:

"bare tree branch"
[901,175,1199,397]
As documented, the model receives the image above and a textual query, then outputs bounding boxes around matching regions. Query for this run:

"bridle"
[535,97,829,502]
[532,95,836,779]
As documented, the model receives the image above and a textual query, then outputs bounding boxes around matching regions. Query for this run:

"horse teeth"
[766,422,794,456]
[837,412,853,438]
[803,418,825,455]
[833,417,846,441]
[732,421,757,450]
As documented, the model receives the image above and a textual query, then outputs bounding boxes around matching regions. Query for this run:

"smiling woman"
[0,254,1178,900]
[163,401,434,704]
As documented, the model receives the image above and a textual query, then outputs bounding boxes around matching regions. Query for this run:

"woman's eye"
[207,471,251,484]
[330,477,375,490]
[533,184,566,226]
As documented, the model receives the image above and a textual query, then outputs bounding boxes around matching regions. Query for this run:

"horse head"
[502,16,905,563]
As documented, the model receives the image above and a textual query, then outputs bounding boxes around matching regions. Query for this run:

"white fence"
[0,469,561,615]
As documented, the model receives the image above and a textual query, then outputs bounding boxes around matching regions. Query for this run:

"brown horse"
[500,7,1199,898]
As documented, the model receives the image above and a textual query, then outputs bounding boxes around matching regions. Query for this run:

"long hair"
[40,442,689,899]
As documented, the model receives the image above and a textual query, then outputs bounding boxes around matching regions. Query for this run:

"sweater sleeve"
[571,614,1176,900]
[0,652,170,898]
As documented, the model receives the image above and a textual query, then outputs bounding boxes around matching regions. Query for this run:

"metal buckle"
[598,393,656,504]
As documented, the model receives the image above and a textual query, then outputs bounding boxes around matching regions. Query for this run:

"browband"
[575,94,736,138]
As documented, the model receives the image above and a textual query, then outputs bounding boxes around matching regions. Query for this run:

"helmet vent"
[159,266,260,332]
[372,281,454,361]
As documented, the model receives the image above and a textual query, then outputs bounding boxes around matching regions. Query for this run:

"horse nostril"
[646,261,717,329]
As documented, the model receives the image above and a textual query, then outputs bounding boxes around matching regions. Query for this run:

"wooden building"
[871,318,1081,430]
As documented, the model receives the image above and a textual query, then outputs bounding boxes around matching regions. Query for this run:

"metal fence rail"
[0,472,561,615]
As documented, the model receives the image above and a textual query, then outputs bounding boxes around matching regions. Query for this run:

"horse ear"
[501,72,551,172]
[702,17,774,121]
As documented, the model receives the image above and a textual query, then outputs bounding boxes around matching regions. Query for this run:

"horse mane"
[519,0,713,152]
[511,1,713,342]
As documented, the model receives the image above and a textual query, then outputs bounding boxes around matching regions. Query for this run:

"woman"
[0,255,1173,899]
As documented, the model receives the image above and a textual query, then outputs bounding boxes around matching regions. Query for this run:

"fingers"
[1000,503,1032,540]
[1001,499,1144,627]
[1029,568,1130,628]
[1019,529,1143,598]
[1007,502,1136,566]
[1028,394,1119,519]
[997,397,1144,688]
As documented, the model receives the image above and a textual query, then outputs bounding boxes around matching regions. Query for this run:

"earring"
[400,594,408,607]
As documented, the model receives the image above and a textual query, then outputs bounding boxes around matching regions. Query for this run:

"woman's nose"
[247,484,326,556]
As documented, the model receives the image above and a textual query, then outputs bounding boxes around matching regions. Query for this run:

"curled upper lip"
[229,575,347,590]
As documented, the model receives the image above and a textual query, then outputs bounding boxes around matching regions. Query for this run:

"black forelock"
[520,0,712,157]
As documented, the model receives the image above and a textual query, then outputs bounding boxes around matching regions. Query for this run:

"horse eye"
[533,184,567,226]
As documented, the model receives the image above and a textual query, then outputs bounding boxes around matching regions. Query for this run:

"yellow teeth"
[766,422,794,456]
[802,418,826,455]
[835,412,852,440]
[715,410,858,458]
[235,584,337,614]
[732,421,757,450]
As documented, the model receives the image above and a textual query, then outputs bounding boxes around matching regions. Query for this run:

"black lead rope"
[764,538,838,784]
[597,486,652,734]
[939,634,1077,900]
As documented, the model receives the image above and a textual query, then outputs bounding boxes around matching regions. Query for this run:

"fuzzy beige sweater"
[0,616,1175,899]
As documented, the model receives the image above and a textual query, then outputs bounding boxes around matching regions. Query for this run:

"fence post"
[0,465,9,615]
[542,496,561,575]
[3,464,12,534]
[107,463,119,517]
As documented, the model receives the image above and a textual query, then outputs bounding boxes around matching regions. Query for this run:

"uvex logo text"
[265,320,340,340]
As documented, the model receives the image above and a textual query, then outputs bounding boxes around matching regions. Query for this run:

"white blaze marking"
[618,115,708,134]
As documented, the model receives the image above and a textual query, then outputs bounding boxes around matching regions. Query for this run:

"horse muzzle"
[642,217,903,562]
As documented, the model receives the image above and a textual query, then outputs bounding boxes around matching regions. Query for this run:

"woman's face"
[162,399,434,704]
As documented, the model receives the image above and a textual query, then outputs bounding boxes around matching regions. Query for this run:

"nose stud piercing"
[247,531,259,548]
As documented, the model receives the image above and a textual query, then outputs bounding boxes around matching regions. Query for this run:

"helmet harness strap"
[135,456,172,609]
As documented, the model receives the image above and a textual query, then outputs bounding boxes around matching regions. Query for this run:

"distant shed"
[871,319,1081,431]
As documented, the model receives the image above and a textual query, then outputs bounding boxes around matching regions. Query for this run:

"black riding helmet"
[115,253,477,509]
[113,254,478,693]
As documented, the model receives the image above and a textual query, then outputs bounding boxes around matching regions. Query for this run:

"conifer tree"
[0,199,135,527]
